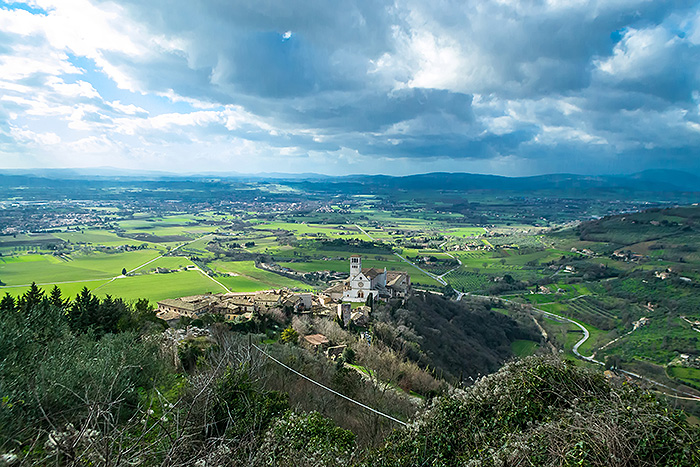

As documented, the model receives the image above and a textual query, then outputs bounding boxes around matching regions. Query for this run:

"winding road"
[353,222,700,401]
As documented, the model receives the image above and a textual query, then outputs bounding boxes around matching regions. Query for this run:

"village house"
[157,295,216,318]
[302,333,330,352]
[282,293,313,312]
[254,292,282,310]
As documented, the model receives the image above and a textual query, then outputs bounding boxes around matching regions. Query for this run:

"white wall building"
[342,255,410,302]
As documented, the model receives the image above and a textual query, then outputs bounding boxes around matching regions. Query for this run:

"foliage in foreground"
[363,356,700,467]
[3,283,699,466]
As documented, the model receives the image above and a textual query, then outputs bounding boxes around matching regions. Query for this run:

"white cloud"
[108,100,148,115]
[595,26,676,80]
[46,77,100,99]
[10,127,61,145]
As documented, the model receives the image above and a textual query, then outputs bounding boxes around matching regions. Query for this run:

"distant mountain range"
[0,168,698,193]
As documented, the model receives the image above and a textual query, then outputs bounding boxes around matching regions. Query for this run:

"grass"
[444,227,485,237]
[667,366,700,389]
[95,270,226,302]
[53,229,145,247]
[3,279,112,301]
[216,275,277,293]
[511,339,539,357]
[0,249,162,286]
[142,256,196,271]
[210,260,309,290]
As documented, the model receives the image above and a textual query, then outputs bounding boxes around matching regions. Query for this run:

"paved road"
[358,223,700,401]
[465,293,700,400]
[393,252,447,286]
[356,222,450,286]
[355,224,375,241]
[439,252,462,281]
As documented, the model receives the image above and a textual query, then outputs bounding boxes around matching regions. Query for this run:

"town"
[156,255,411,355]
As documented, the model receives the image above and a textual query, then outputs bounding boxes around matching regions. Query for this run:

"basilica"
[341,255,411,302]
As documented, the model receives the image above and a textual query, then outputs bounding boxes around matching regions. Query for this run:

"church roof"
[361,267,384,279]
[386,271,409,287]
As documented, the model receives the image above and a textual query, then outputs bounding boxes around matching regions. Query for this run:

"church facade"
[342,255,411,302]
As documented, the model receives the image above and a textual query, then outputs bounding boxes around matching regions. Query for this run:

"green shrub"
[255,411,356,466]
[280,327,299,344]
[362,356,700,466]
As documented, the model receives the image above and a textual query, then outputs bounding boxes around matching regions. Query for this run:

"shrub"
[362,356,700,466]
[255,411,355,466]
[280,327,299,345]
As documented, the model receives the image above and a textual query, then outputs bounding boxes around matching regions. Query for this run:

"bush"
[254,411,355,466]
[280,327,299,345]
[342,347,356,364]
[362,356,700,466]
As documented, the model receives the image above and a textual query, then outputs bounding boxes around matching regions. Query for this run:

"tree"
[0,292,16,313]
[48,285,67,310]
[97,295,129,336]
[341,347,356,364]
[18,282,45,314]
[68,287,100,334]
[280,327,299,345]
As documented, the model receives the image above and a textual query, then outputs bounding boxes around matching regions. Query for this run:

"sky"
[0,0,699,176]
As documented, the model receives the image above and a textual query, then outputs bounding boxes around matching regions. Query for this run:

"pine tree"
[0,292,16,313]
[69,287,100,333]
[48,285,67,310]
[18,282,45,313]
[97,295,128,336]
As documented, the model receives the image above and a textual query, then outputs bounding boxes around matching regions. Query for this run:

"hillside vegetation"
[364,356,700,466]
[2,284,699,466]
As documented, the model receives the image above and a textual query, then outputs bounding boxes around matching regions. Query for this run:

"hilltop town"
[156,256,411,351]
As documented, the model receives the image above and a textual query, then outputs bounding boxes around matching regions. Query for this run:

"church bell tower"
[350,255,361,278]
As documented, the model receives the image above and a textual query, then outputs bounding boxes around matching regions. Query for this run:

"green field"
[667,366,700,389]
[96,270,225,303]
[210,260,309,291]
[3,279,111,301]
[0,249,162,286]
[53,229,143,247]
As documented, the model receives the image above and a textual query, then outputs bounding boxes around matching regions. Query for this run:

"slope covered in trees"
[373,293,541,381]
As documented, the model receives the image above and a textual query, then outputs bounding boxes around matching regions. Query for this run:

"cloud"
[0,0,698,175]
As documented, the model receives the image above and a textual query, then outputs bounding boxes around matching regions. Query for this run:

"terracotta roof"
[255,293,280,303]
[386,271,409,287]
[225,297,253,306]
[303,333,330,346]
[324,282,345,293]
[156,310,182,321]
